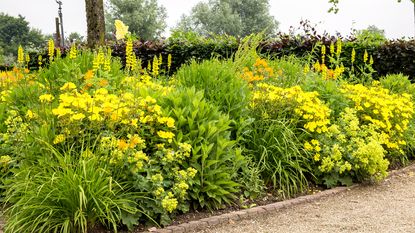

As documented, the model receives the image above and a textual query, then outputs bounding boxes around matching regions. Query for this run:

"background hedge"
[3,34,414,80]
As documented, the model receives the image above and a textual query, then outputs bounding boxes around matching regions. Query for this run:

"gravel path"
[197,166,415,233]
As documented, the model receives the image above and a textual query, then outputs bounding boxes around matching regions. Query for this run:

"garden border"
[143,163,415,233]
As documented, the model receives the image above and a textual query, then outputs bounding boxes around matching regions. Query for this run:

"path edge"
[145,163,415,233]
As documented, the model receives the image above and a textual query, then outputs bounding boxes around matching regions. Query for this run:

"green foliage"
[105,0,167,40]
[302,76,350,118]
[243,119,311,198]
[0,13,45,59]
[267,55,308,87]
[160,88,242,210]
[37,49,124,94]
[4,148,138,233]
[176,0,278,37]
[380,74,415,96]
[314,108,389,187]
[175,59,250,120]
[353,25,387,46]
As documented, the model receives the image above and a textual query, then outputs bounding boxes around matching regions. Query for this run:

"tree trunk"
[85,0,105,48]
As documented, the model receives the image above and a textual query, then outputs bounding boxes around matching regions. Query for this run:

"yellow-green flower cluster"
[161,192,178,213]
[341,83,413,151]
[316,108,389,182]
[114,19,129,40]
[303,139,322,161]
[251,83,331,133]
[152,55,160,76]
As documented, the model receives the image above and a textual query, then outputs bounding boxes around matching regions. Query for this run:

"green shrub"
[380,74,415,96]
[175,59,250,121]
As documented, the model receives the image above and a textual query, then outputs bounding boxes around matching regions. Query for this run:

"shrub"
[175,59,250,121]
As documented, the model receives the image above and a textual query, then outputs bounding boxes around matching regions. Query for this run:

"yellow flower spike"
[363,50,368,63]
[329,42,335,55]
[48,39,55,61]
[125,38,135,71]
[313,61,321,72]
[167,54,172,70]
[25,53,30,64]
[56,48,61,59]
[69,44,77,59]
[114,19,129,40]
[159,53,163,65]
[17,45,24,65]
[321,44,326,56]
[336,39,342,57]
[369,55,374,65]
[38,55,43,67]
[351,48,356,64]
[152,56,159,76]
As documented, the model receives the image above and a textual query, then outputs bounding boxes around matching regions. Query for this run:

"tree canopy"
[0,13,45,57]
[175,0,279,37]
[105,0,167,40]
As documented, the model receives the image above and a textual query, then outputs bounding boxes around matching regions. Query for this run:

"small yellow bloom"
[39,94,55,103]
[70,113,86,121]
[60,82,77,91]
[26,109,35,119]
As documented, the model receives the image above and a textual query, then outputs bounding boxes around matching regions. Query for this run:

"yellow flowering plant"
[341,83,413,156]
[251,83,331,134]
[48,80,196,224]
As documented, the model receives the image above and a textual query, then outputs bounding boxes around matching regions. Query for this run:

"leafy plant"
[160,87,243,210]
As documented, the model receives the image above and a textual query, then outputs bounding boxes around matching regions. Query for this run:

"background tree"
[175,0,278,37]
[353,25,387,46]
[0,13,45,63]
[85,0,105,48]
[105,0,167,40]
[67,32,85,44]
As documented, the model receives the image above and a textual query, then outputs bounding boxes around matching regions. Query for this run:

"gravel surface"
[197,168,415,233]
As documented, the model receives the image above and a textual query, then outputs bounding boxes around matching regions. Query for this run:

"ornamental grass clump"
[4,149,139,233]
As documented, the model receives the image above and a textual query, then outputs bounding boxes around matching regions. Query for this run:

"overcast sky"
[0,0,413,39]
